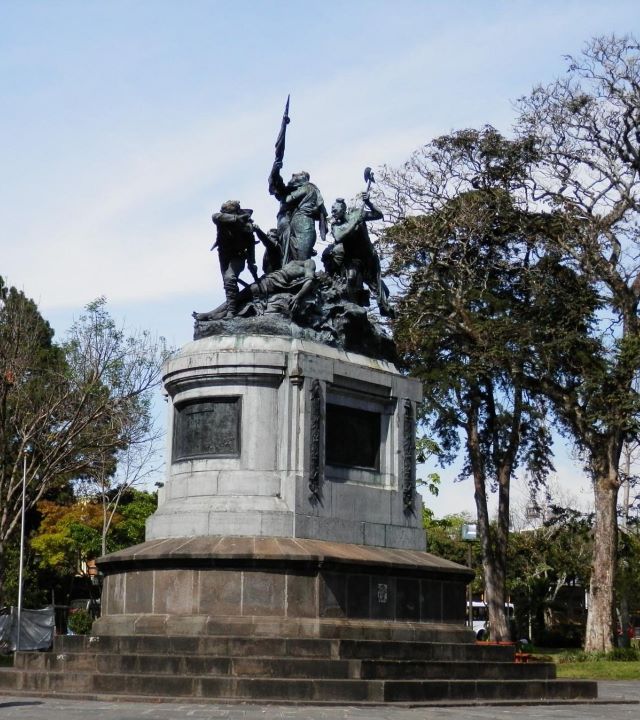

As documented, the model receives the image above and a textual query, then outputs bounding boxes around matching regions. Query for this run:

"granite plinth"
[94,536,472,638]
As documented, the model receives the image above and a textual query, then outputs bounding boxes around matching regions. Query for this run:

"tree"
[508,508,592,646]
[378,128,597,641]
[30,500,105,579]
[618,425,640,645]
[109,489,158,549]
[0,285,167,603]
[516,35,640,651]
[0,278,72,603]
[65,299,167,555]
[31,489,158,583]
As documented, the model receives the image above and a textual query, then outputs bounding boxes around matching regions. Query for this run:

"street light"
[16,451,27,652]
[461,523,477,630]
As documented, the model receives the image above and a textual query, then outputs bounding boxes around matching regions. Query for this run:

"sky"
[2,0,638,518]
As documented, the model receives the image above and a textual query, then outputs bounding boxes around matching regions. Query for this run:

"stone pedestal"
[94,536,472,638]
[96,334,471,637]
[147,335,425,549]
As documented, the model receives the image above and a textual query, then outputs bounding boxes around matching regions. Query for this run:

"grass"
[555,661,640,680]
[527,646,640,680]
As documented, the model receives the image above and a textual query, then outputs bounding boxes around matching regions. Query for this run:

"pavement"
[0,683,639,720]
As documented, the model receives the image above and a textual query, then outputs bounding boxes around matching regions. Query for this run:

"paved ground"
[0,683,639,720]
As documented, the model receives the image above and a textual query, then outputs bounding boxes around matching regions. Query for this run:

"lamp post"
[16,451,27,652]
[461,523,477,630]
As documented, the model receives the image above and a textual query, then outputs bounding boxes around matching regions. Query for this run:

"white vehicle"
[469,601,514,640]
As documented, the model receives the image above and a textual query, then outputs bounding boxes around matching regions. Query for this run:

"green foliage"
[617,527,640,610]
[110,490,158,550]
[378,127,601,641]
[0,286,167,603]
[30,500,106,575]
[507,508,592,644]
[558,647,640,663]
[30,490,157,580]
[607,647,640,661]
[0,279,72,602]
[380,35,640,649]
[422,513,483,592]
[416,436,441,497]
[0,539,52,609]
[67,608,93,635]
[384,178,595,490]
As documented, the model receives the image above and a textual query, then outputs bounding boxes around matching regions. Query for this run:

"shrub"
[607,647,640,662]
[67,609,93,635]
[557,647,640,663]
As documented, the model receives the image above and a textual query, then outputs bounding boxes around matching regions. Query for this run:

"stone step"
[338,638,515,661]
[15,653,351,679]
[15,651,554,681]
[52,634,514,662]
[382,678,598,703]
[201,619,473,642]
[54,634,337,658]
[0,668,597,703]
[360,660,553,680]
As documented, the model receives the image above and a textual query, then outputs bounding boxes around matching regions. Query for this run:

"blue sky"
[2,1,638,515]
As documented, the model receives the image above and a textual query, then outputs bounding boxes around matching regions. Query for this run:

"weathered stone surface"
[242,571,286,617]
[144,335,424,551]
[123,571,151,614]
[286,574,317,618]
[5,631,598,704]
[154,569,197,615]
[99,536,469,574]
[198,569,242,616]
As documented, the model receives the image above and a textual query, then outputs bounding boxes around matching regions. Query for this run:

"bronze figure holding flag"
[268,96,327,264]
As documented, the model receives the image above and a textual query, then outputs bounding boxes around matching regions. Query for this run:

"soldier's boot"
[223,273,239,318]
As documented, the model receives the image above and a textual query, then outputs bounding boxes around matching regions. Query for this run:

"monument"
[2,100,597,704]
[93,98,467,639]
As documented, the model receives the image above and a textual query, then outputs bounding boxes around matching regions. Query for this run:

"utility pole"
[16,451,27,652]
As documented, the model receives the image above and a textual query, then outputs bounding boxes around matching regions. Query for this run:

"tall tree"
[65,299,167,555]
[0,279,71,602]
[378,128,597,641]
[516,34,640,651]
[0,285,167,602]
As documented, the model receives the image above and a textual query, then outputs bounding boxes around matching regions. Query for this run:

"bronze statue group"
[201,98,393,323]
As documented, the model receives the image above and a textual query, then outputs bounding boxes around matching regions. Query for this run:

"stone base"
[95,536,473,637]
[6,536,598,707]
[4,633,598,704]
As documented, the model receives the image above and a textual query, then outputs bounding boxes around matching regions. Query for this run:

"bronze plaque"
[172,397,241,461]
[325,403,380,470]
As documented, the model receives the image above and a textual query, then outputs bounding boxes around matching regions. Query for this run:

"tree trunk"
[0,540,5,605]
[467,400,510,642]
[584,468,619,652]
[484,558,509,641]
